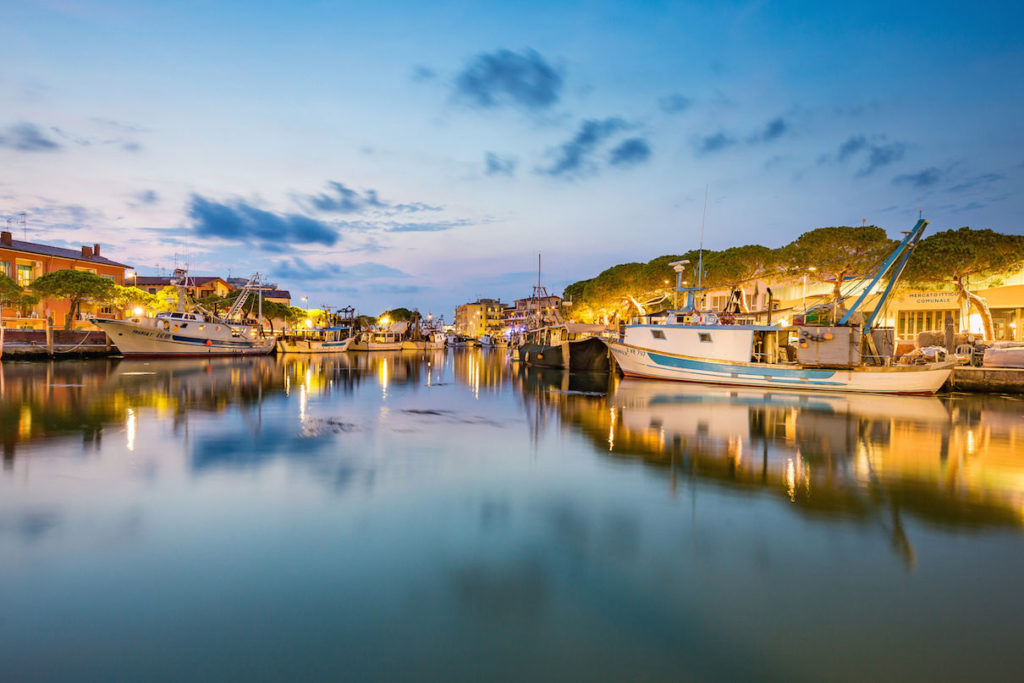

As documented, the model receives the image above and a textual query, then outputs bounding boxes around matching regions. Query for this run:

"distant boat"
[350,329,402,351]
[277,326,354,354]
[402,331,446,350]
[518,323,612,372]
[92,271,275,357]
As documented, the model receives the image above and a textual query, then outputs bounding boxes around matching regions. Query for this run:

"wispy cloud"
[384,219,472,233]
[540,117,628,177]
[188,195,338,247]
[484,152,517,176]
[608,138,651,167]
[272,257,407,282]
[749,117,789,143]
[658,94,693,114]
[695,131,735,155]
[948,172,1004,193]
[892,167,943,188]
[0,122,61,151]
[411,65,436,82]
[827,134,906,176]
[128,189,160,207]
[454,48,563,111]
[300,181,440,214]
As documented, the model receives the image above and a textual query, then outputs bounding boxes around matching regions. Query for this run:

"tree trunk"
[735,286,750,313]
[832,271,845,303]
[65,298,79,331]
[955,279,995,340]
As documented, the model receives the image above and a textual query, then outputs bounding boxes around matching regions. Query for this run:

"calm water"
[2,351,1023,681]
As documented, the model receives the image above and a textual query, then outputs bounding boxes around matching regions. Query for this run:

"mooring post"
[944,312,954,356]
[0,321,4,360]
[46,316,54,356]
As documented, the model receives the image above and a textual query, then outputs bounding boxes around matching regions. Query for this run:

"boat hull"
[520,337,610,372]
[93,319,276,357]
[605,340,953,394]
[349,341,402,351]
[277,337,353,353]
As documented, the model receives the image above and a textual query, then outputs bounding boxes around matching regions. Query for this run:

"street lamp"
[802,267,817,311]
[301,296,308,312]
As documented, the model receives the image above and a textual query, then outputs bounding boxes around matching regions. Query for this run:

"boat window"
[675,315,687,324]
[651,330,666,340]
[180,323,188,329]
[699,332,712,343]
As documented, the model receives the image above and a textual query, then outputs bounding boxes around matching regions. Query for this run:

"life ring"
[690,313,704,325]
[205,339,213,346]
[703,313,718,326]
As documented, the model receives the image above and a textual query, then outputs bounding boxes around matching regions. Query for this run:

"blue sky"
[2,0,1022,317]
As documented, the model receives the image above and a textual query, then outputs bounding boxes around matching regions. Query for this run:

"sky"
[1,0,1022,317]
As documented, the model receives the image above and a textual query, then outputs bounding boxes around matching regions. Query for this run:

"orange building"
[1,230,131,329]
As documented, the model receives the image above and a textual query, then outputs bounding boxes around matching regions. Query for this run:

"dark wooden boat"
[517,324,611,372]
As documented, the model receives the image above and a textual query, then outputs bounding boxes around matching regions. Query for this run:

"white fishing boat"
[605,219,954,395]
[277,327,354,353]
[91,271,276,357]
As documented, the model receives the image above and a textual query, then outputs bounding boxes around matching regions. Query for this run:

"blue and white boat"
[605,219,954,395]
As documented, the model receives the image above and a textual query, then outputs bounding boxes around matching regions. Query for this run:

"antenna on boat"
[697,185,708,290]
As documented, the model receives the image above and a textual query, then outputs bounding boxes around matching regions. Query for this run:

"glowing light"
[378,357,390,398]
[968,313,984,335]
[785,458,797,501]
[132,307,144,317]
[777,316,789,327]
[126,408,136,451]
[305,318,314,328]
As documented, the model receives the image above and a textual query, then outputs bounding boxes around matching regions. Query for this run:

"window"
[17,264,33,287]
[0,261,10,278]
[651,330,666,339]
[699,332,712,343]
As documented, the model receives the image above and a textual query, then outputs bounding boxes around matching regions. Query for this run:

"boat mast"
[697,185,708,291]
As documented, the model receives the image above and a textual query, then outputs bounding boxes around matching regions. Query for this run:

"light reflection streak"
[126,408,136,451]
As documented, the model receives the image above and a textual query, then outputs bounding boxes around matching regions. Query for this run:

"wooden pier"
[948,366,1024,394]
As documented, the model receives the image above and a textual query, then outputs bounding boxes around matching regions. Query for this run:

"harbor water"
[2,351,1023,681]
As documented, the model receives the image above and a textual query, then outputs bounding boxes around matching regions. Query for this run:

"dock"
[948,366,1024,394]
[0,329,115,360]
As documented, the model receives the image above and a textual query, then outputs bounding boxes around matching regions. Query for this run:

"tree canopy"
[903,227,1024,339]
[780,226,896,301]
[30,269,118,329]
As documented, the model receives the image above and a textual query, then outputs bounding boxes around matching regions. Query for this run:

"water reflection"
[3,350,1024,680]
[514,367,1024,536]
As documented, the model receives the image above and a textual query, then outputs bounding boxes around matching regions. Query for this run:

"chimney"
[93,243,101,257]
[81,245,93,258]
[1,231,11,246]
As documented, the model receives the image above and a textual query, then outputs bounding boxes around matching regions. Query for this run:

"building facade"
[1,231,131,328]
[455,298,506,337]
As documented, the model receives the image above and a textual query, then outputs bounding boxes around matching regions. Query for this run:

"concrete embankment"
[948,366,1024,394]
[0,329,115,359]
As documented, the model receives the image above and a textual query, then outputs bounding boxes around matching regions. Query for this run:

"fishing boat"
[91,271,276,357]
[277,305,356,354]
[604,219,954,394]
[277,326,354,353]
[403,331,446,350]
[447,334,480,348]
[512,256,611,371]
[518,323,612,372]
[350,329,402,351]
